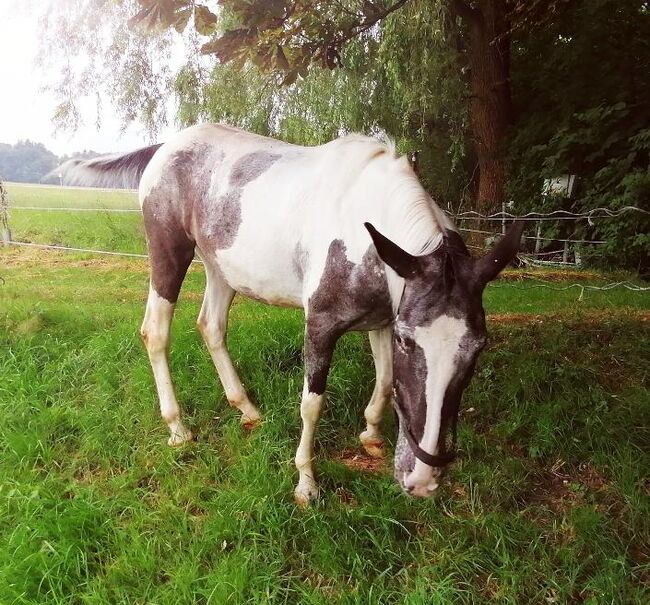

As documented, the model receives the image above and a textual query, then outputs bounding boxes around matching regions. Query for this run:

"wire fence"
[1,184,649,294]
[6,203,641,256]
[5,240,205,264]
[449,204,650,266]
[452,206,650,222]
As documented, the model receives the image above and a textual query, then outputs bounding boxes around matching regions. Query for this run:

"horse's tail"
[46,143,163,189]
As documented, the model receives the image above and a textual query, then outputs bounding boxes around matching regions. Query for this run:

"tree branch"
[336,0,414,47]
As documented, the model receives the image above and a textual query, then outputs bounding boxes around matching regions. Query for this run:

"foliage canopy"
[40,0,650,271]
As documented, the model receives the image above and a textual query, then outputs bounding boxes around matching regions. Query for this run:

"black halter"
[393,397,457,467]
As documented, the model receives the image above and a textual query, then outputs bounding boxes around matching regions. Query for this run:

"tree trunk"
[455,0,513,213]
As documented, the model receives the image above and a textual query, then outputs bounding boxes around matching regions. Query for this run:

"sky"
[0,1,178,156]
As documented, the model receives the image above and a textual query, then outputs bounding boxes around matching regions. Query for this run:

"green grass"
[5,182,144,254]
[1,184,649,603]
[5,182,139,209]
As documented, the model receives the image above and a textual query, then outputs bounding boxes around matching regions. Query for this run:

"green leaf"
[194,4,218,36]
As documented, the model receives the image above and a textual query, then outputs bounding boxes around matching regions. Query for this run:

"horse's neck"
[369,178,445,257]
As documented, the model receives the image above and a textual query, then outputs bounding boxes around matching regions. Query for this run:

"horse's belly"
[214,239,304,308]
[194,157,314,309]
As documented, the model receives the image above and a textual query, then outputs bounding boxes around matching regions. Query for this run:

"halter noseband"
[393,397,457,467]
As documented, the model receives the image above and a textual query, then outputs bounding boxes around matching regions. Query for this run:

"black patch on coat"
[303,329,339,396]
[141,144,216,302]
[229,151,281,187]
[142,188,195,303]
[305,240,394,394]
[293,242,308,280]
[392,329,428,443]
[198,150,281,250]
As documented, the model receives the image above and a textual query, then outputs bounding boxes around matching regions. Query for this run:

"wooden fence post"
[0,178,11,246]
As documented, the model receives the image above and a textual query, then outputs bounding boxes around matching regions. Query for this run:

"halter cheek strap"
[394,399,456,467]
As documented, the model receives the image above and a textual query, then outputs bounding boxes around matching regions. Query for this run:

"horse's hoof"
[168,428,193,447]
[360,431,385,459]
[241,415,261,431]
[362,441,385,459]
[294,479,319,507]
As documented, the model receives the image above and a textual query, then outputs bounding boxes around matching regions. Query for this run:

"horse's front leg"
[360,326,393,458]
[294,323,339,506]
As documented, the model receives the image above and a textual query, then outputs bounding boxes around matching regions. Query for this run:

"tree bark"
[455,0,513,212]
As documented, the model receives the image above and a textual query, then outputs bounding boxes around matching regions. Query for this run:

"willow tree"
[170,2,469,209]
[127,0,569,209]
[42,0,569,211]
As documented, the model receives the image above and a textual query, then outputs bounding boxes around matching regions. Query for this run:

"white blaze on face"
[403,315,469,497]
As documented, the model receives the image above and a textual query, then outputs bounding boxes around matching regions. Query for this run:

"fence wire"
[2,192,648,293]
[6,240,204,264]
[452,205,650,222]
[9,206,141,213]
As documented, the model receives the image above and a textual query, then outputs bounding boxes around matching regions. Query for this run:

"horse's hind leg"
[359,327,392,458]
[197,265,261,428]
[140,233,195,446]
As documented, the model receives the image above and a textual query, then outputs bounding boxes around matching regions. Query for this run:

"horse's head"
[365,221,524,497]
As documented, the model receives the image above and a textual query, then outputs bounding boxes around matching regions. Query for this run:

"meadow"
[1,183,649,604]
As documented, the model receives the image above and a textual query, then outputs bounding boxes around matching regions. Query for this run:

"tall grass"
[1,251,648,604]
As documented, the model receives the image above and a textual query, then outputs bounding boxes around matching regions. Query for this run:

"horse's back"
[139,124,320,307]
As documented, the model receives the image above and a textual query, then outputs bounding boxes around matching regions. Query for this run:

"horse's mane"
[325,133,455,257]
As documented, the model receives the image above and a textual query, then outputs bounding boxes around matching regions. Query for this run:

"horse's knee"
[365,383,390,417]
[364,403,383,426]
[140,324,168,356]
[300,391,323,424]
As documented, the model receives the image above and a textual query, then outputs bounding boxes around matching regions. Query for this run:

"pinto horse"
[58,124,523,504]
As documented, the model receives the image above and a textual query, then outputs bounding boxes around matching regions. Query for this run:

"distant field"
[5,182,138,209]
[1,184,649,604]
[4,182,145,254]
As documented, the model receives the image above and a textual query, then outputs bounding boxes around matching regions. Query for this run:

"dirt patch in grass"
[487,310,650,324]
[337,449,388,474]
[0,248,150,271]
[522,460,613,514]
[500,268,608,282]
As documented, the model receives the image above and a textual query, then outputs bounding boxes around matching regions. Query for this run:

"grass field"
[5,182,144,254]
[1,184,649,604]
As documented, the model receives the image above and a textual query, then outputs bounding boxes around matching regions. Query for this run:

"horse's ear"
[474,221,525,287]
[364,222,419,279]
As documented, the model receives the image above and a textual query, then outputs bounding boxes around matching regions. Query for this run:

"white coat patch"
[405,315,469,492]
